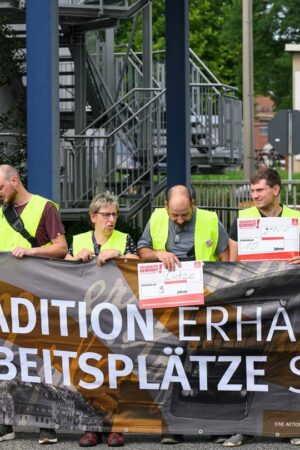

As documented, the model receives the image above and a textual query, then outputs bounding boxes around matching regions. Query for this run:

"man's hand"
[11,247,32,258]
[155,250,181,271]
[289,255,300,265]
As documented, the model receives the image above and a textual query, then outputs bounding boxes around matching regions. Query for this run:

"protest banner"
[0,254,300,438]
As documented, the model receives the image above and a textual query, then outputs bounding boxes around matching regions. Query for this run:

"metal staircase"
[58,42,242,218]
[60,87,166,215]
[0,0,243,222]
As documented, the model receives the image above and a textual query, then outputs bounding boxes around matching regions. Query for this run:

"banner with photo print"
[0,253,300,438]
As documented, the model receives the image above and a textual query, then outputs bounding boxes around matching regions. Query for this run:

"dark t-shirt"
[16,202,65,246]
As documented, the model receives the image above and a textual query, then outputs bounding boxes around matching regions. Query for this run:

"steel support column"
[143,2,152,90]
[26,0,60,201]
[142,1,153,224]
[105,28,115,100]
[165,0,190,188]
[70,34,87,202]
[242,0,255,179]
[72,34,87,134]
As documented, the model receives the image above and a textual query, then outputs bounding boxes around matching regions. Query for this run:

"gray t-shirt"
[137,209,229,259]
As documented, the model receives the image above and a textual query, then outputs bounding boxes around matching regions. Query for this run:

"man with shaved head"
[137,185,229,444]
[137,184,229,271]
[0,164,67,444]
[0,164,67,259]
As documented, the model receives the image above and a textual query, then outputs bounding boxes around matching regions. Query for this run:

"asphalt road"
[2,430,298,450]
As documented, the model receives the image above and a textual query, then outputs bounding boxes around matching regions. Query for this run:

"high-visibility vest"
[149,208,219,261]
[239,205,300,223]
[72,229,127,257]
[0,194,55,251]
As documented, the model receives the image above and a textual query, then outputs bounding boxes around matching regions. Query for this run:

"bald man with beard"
[138,184,229,270]
[0,164,67,259]
[0,164,67,444]
[137,185,229,444]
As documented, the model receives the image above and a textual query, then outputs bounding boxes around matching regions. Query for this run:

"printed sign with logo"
[237,217,299,261]
[137,260,204,309]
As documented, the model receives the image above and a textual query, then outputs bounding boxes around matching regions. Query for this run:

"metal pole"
[143,2,152,91]
[288,109,293,191]
[242,0,255,179]
[72,34,86,134]
[105,28,115,100]
[26,0,60,202]
[165,0,190,188]
[71,34,87,202]
[142,2,153,224]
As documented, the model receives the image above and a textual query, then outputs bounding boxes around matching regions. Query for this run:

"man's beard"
[2,188,17,205]
[175,223,187,233]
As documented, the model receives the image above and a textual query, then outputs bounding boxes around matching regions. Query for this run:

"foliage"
[192,168,300,181]
[116,214,142,244]
[214,0,297,109]
[115,0,237,83]
[0,17,26,182]
[64,217,91,247]
[115,0,299,110]
[191,169,244,181]
[0,17,25,84]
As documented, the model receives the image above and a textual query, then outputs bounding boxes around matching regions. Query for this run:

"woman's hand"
[97,249,120,266]
[75,248,94,262]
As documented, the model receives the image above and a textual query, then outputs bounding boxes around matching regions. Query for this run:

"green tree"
[115,0,237,84]
[116,0,299,110]
[220,0,298,109]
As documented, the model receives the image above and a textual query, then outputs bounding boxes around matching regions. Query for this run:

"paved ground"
[2,430,298,450]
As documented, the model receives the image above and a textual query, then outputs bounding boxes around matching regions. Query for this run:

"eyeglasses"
[96,212,118,219]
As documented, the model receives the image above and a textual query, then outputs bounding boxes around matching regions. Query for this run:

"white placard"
[137,260,204,309]
[237,217,299,261]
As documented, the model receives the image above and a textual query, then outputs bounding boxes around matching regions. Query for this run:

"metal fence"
[154,180,300,232]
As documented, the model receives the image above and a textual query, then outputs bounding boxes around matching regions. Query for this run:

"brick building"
[254,95,275,152]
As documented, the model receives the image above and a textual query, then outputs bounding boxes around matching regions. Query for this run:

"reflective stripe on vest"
[72,229,127,257]
[150,208,219,261]
[0,195,55,251]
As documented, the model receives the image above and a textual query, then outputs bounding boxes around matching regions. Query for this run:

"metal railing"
[60,176,300,231]
[57,41,243,191]
[59,52,75,112]
[189,87,242,168]
[0,15,244,218]
[59,77,242,215]
[153,180,300,231]
[60,88,166,214]
[59,0,147,7]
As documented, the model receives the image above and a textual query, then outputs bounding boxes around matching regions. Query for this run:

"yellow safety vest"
[0,195,55,251]
[149,208,219,261]
[72,229,128,257]
[239,205,300,223]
